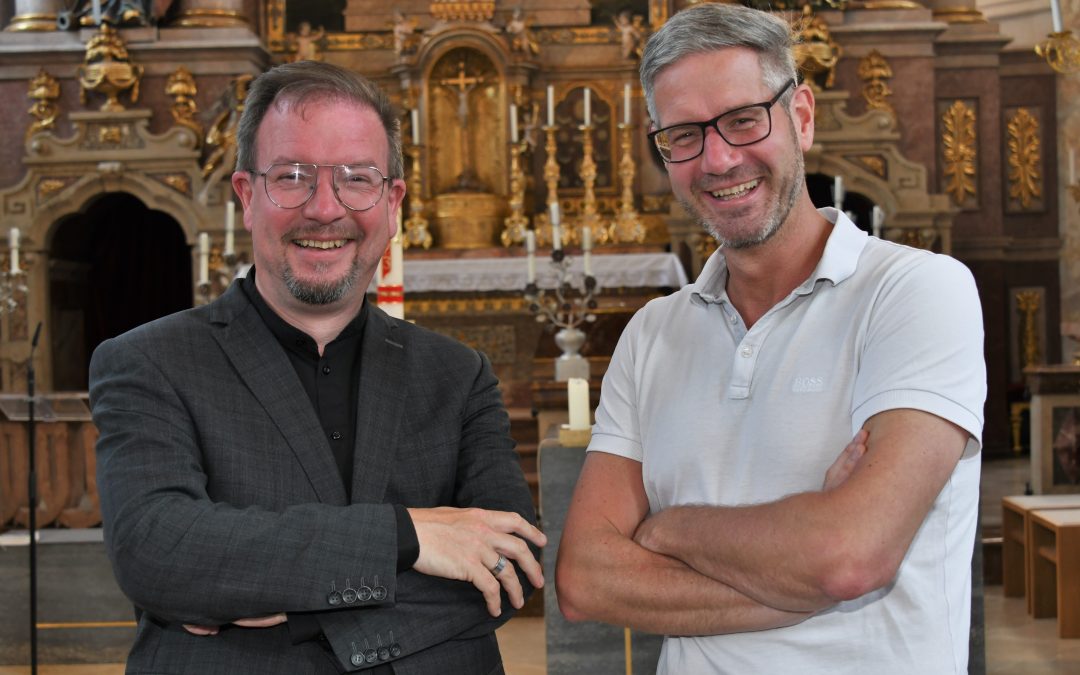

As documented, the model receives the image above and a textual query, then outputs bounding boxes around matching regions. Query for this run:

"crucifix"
[439,58,487,190]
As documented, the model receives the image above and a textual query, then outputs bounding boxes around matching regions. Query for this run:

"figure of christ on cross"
[439,58,488,191]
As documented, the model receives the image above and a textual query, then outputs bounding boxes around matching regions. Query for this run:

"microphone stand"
[27,321,42,675]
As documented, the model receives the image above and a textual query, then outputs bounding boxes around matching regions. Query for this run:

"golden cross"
[439,59,485,94]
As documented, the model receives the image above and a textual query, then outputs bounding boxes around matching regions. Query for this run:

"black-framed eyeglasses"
[252,163,391,212]
[648,79,796,163]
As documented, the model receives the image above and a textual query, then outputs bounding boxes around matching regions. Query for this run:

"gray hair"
[639,4,797,126]
[236,61,403,179]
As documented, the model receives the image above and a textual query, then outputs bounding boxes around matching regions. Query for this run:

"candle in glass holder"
[567,378,590,430]
[224,198,235,257]
[9,227,19,274]
[550,201,562,251]
[525,230,536,283]
[582,225,592,276]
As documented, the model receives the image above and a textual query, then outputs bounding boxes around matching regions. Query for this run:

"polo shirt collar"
[689,207,868,307]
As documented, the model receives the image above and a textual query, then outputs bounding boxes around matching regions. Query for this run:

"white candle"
[547,85,555,126]
[198,232,210,286]
[871,206,884,238]
[583,87,591,126]
[525,230,536,283]
[377,210,405,320]
[411,109,420,146]
[567,377,590,430]
[92,0,102,25]
[510,103,518,143]
[582,226,592,276]
[1070,149,1076,185]
[224,199,235,256]
[550,201,561,251]
[9,228,19,275]
[833,176,844,209]
[623,83,631,125]
[1051,0,1064,32]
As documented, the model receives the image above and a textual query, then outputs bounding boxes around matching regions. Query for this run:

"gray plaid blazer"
[90,281,536,674]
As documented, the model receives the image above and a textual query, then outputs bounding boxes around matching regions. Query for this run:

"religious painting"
[1051,406,1080,487]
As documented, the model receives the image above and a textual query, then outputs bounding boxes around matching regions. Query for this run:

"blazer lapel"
[351,306,407,504]
[207,284,348,505]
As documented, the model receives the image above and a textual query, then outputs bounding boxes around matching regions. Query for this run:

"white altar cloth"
[392,252,688,293]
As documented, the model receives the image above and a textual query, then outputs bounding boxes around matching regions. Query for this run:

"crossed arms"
[555,408,969,635]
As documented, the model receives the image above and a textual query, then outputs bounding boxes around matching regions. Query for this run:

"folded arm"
[556,451,814,636]
[633,408,969,612]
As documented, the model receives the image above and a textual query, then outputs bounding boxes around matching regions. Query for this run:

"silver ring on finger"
[490,554,508,576]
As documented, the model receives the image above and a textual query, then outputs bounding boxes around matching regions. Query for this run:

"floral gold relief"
[941,100,977,207]
[857,50,895,117]
[1006,108,1042,210]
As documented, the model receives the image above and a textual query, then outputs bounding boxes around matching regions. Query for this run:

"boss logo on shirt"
[791,376,825,393]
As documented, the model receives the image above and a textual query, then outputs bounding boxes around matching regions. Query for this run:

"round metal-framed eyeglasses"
[252,163,391,212]
[648,79,796,163]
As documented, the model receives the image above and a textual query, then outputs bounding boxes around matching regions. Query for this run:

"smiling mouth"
[709,179,760,201]
[295,239,348,250]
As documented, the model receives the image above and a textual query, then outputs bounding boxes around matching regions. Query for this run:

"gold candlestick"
[534,124,564,248]
[403,144,433,249]
[501,140,530,247]
[610,122,645,243]
[577,123,605,246]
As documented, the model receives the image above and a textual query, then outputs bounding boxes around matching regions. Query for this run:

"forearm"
[557,518,810,636]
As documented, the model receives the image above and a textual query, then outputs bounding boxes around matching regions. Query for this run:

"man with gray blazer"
[90,61,545,674]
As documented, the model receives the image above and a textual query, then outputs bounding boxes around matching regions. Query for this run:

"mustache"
[282,224,359,241]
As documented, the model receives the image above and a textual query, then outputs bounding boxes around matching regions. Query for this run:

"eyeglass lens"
[654,106,773,163]
[263,164,385,211]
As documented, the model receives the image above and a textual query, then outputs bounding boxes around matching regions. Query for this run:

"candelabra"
[196,245,247,305]
[534,124,569,247]
[524,245,597,381]
[577,122,609,246]
[0,263,28,315]
[403,144,433,249]
[610,122,645,243]
[1036,30,1080,73]
[501,140,530,247]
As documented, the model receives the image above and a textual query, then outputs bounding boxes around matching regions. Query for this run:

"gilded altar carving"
[850,154,887,178]
[36,178,71,202]
[941,99,977,207]
[153,173,192,195]
[858,50,894,117]
[1016,290,1042,368]
[793,5,840,92]
[26,69,61,141]
[201,74,253,181]
[430,48,501,195]
[1006,107,1042,210]
[166,67,202,144]
[506,7,540,56]
[429,1,495,22]
[77,23,143,112]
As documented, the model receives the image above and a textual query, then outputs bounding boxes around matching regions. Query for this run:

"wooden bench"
[1028,508,1080,638]
[1001,494,1080,614]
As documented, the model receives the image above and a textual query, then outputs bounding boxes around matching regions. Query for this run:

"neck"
[723,196,831,328]
[256,276,369,355]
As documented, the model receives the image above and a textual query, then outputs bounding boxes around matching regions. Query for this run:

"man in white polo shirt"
[555,4,986,674]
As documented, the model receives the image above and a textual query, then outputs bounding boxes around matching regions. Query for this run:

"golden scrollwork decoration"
[166,67,202,145]
[1006,108,1041,209]
[857,50,894,117]
[26,69,61,141]
[793,5,841,92]
[1016,290,1042,368]
[37,178,68,201]
[202,74,253,180]
[429,1,495,22]
[941,100,977,206]
[78,23,143,112]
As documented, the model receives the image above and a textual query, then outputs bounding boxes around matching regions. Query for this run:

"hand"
[822,429,869,491]
[183,613,287,636]
[408,506,547,617]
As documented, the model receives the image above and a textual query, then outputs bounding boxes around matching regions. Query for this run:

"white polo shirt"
[589,210,986,674]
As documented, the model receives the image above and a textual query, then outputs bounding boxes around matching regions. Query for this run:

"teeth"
[295,239,346,250]
[710,179,759,200]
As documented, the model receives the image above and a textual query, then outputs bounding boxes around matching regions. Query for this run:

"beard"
[283,258,361,305]
[682,119,805,251]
